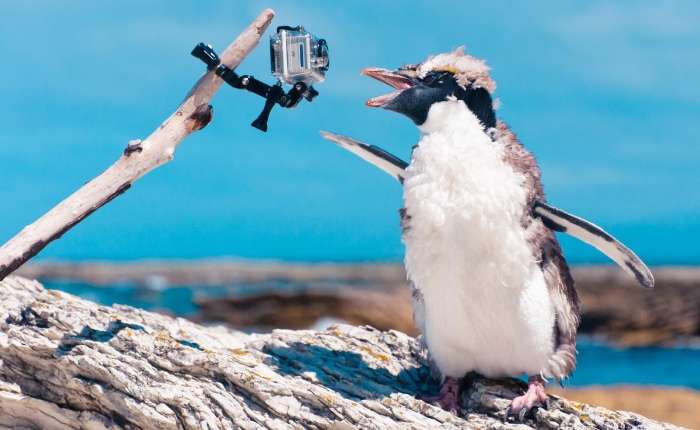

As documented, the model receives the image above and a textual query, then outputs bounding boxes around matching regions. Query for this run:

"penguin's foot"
[506,374,550,421]
[422,376,462,414]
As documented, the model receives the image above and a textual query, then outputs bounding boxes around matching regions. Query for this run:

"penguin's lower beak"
[361,68,417,108]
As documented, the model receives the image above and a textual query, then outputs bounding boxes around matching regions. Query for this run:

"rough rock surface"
[0,276,684,429]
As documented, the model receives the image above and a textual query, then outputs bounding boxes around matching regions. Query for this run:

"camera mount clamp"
[192,43,318,132]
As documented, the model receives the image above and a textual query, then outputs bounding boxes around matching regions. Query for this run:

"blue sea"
[45,280,700,391]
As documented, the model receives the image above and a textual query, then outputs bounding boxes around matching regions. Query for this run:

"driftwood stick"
[0,9,275,281]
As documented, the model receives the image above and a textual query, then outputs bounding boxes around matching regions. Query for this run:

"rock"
[550,386,700,430]
[193,288,417,335]
[0,276,685,429]
[573,266,700,347]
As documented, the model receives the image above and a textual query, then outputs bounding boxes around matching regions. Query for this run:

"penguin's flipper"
[320,131,407,182]
[533,200,654,289]
[321,131,654,289]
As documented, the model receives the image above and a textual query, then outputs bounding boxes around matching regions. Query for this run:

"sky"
[0,1,698,265]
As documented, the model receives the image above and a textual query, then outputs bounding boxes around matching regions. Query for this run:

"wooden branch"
[0,275,682,429]
[0,9,275,280]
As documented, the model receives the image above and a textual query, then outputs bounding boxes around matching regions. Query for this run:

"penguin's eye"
[423,72,437,85]
[423,72,443,86]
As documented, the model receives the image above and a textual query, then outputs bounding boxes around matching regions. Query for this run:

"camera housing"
[270,26,329,86]
[192,25,328,132]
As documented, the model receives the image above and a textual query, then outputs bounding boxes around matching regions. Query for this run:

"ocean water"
[45,281,700,391]
[1,3,700,269]
[572,341,700,390]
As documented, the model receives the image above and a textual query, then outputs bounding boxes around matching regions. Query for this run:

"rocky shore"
[0,275,689,429]
[14,260,700,428]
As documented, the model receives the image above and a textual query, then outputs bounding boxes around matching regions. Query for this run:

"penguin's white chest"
[403,103,555,378]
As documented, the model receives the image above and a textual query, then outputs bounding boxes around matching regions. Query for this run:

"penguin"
[320,47,654,420]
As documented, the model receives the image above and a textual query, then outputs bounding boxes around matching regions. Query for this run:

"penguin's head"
[362,47,497,132]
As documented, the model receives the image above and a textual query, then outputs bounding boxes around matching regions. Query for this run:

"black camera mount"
[191,43,318,132]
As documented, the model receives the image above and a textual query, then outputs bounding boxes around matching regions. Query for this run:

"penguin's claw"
[422,376,461,414]
[518,407,528,422]
[506,375,549,421]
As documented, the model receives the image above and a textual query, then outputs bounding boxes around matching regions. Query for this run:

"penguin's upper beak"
[361,68,417,108]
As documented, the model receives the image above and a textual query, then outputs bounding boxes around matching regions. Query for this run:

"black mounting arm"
[191,43,318,132]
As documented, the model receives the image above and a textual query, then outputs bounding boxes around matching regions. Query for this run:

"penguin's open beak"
[361,68,417,108]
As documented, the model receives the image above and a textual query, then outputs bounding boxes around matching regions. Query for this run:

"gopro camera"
[191,25,328,132]
[270,26,329,86]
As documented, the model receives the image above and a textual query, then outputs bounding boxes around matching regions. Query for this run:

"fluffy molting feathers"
[400,46,496,93]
